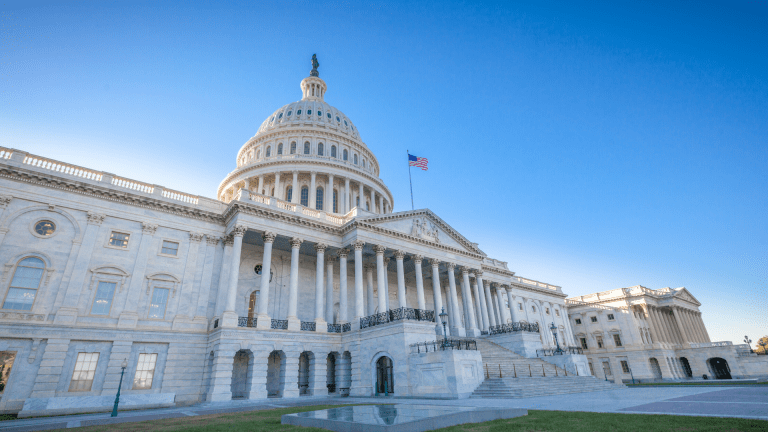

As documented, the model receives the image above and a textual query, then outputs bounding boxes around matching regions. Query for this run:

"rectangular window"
[607,313,615,320]
[555,309,560,317]
[590,316,598,323]
[580,337,588,349]
[518,303,523,311]
[621,360,630,373]
[133,353,158,389]
[160,240,179,256]
[597,336,604,348]
[109,232,130,248]
[575,318,582,325]
[613,334,623,347]
[69,352,99,391]
[148,288,169,319]
[588,362,595,376]
[545,308,550,315]
[91,282,116,315]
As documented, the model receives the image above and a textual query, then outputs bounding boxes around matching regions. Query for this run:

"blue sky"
[2,0,766,345]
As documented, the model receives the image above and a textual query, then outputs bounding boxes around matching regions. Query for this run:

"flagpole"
[407,149,414,210]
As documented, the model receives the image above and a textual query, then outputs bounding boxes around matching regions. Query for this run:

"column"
[679,310,695,342]
[194,236,220,319]
[358,182,364,209]
[257,175,264,195]
[394,250,407,308]
[690,311,705,342]
[274,172,281,198]
[338,249,349,324]
[374,245,387,314]
[430,259,445,335]
[492,291,501,326]
[327,174,335,212]
[370,189,376,214]
[660,309,676,344]
[352,241,365,327]
[474,272,490,331]
[665,310,682,344]
[697,313,711,342]
[471,276,486,331]
[314,243,327,331]
[291,171,299,203]
[505,287,518,322]
[178,232,204,318]
[496,286,510,324]
[443,282,454,334]
[343,177,350,213]
[253,231,275,329]
[383,258,391,311]
[309,172,317,209]
[483,279,497,327]
[642,305,660,344]
[378,195,384,214]
[446,263,464,336]
[214,236,233,317]
[671,307,690,344]
[365,264,376,314]
[685,310,701,342]
[223,225,247,327]
[649,307,667,343]
[326,255,336,323]
[413,255,426,310]
[287,237,302,331]
[460,267,479,336]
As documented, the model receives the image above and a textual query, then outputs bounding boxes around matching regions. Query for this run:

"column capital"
[142,222,158,235]
[474,269,484,277]
[326,255,338,264]
[0,195,11,208]
[314,243,327,253]
[351,240,365,251]
[412,254,423,263]
[446,262,456,270]
[364,263,375,271]
[310,171,317,176]
[262,231,276,243]
[373,244,387,255]
[189,232,204,242]
[429,258,441,267]
[383,257,390,265]
[223,234,234,247]
[229,225,246,237]
[86,212,106,226]
[290,237,303,249]
[292,170,299,175]
[460,266,470,274]
[205,235,221,246]
[394,250,406,260]
[337,248,349,259]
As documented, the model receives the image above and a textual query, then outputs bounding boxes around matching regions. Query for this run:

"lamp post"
[758,339,767,355]
[439,307,449,347]
[549,322,563,354]
[744,335,753,352]
[629,366,635,385]
[111,358,128,417]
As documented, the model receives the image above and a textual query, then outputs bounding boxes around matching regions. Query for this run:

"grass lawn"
[50,404,768,432]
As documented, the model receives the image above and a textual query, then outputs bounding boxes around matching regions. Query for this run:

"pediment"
[358,210,484,255]
[673,287,701,306]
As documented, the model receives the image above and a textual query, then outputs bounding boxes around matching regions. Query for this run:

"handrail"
[410,338,477,353]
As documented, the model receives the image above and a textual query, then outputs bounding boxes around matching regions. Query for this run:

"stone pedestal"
[487,332,543,358]
[538,353,590,376]
[408,348,483,399]
[220,311,239,329]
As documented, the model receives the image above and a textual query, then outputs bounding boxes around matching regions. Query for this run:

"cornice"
[0,165,224,224]
[509,281,568,298]
[223,201,346,235]
[481,264,514,277]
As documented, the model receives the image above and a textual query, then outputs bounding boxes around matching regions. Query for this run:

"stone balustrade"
[241,190,355,226]
[511,276,562,292]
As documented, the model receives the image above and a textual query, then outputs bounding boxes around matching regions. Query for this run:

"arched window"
[317,143,324,156]
[286,186,293,202]
[316,187,324,210]
[333,190,338,213]
[290,142,297,154]
[304,142,310,155]
[266,146,271,157]
[356,196,360,207]
[331,146,337,158]
[343,149,348,161]
[362,158,366,168]
[366,200,370,211]
[354,154,358,165]
[270,187,275,197]
[277,143,283,155]
[300,187,309,207]
[3,257,45,310]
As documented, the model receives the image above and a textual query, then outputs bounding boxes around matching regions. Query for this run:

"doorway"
[708,357,732,379]
[375,356,393,395]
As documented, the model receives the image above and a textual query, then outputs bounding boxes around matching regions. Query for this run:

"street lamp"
[439,307,449,347]
[549,322,563,354]
[111,358,128,417]
[744,335,753,352]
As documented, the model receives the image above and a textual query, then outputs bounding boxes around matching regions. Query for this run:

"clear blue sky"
[2,0,766,345]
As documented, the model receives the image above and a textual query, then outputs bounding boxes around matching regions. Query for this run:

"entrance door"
[376,356,393,394]
[709,358,732,379]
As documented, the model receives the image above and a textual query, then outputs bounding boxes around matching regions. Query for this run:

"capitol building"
[0,58,765,417]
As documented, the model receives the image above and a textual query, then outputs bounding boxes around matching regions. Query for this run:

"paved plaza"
[0,386,765,431]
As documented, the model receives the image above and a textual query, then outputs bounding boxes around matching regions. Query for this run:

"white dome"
[256,100,360,140]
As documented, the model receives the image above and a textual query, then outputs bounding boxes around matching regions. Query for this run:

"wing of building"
[0,59,764,417]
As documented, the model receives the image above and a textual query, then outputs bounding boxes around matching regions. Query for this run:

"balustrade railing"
[0,147,11,159]
[536,347,583,356]
[410,338,478,354]
[271,319,288,330]
[112,176,154,194]
[162,188,199,205]
[488,321,540,335]
[300,321,316,331]
[23,154,103,181]
[237,317,257,328]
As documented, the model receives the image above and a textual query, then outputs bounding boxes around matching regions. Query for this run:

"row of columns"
[642,305,710,346]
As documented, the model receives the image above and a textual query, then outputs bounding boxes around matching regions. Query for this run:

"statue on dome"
[310,54,319,77]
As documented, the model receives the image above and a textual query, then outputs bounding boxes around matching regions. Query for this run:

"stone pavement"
[0,386,766,431]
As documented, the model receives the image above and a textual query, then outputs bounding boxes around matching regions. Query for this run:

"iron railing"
[361,308,436,329]
[341,322,351,332]
[328,323,342,333]
[300,321,316,331]
[271,319,288,330]
[360,312,390,329]
[488,321,540,335]
[237,317,257,328]
[536,346,583,356]
[410,338,478,353]
[414,308,435,322]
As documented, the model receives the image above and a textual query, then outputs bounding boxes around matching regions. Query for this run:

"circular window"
[327,113,331,119]
[297,109,302,115]
[34,220,56,236]
[318,111,322,116]
[307,110,312,115]
[287,111,292,116]
[336,116,340,122]
[254,264,263,274]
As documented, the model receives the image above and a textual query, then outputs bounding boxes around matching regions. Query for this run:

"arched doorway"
[680,357,693,378]
[376,356,393,395]
[299,352,312,395]
[708,357,732,379]
[267,351,285,397]
[649,358,663,380]
[231,350,252,399]
[327,353,337,394]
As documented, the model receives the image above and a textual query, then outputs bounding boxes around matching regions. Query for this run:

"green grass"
[49,405,768,432]
[627,381,768,387]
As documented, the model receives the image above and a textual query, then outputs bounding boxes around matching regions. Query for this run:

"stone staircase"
[469,339,623,398]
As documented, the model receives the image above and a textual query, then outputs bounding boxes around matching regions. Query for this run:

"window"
[588,362,595,376]
[304,142,310,154]
[277,143,283,155]
[300,187,309,206]
[69,352,99,391]
[327,112,331,119]
[555,309,560,317]
[133,353,158,389]
[266,146,271,157]
[531,306,536,313]
[580,337,588,349]
[34,220,56,236]
[91,281,116,315]
[286,186,293,202]
[109,232,130,248]
[160,240,179,256]
[333,190,338,213]
[317,143,324,156]
[331,146,337,158]
[148,288,169,319]
[575,318,582,324]
[607,313,615,320]
[256,149,261,159]
[613,334,622,347]
[353,154,358,164]
[307,109,312,115]
[297,109,302,115]
[356,196,360,207]
[590,316,598,323]
[545,308,550,315]
[620,360,630,373]
[3,257,44,310]
[336,116,340,122]
[287,111,292,116]
[316,188,323,210]
[343,149,348,161]
[278,112,283,119]
[290,142,297,154]
[518,303,523,311]
[596,336,604,349]
[344,120,348,126]
[318,110,322,117]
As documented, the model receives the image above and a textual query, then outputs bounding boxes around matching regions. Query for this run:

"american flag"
[408,154,428,171]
